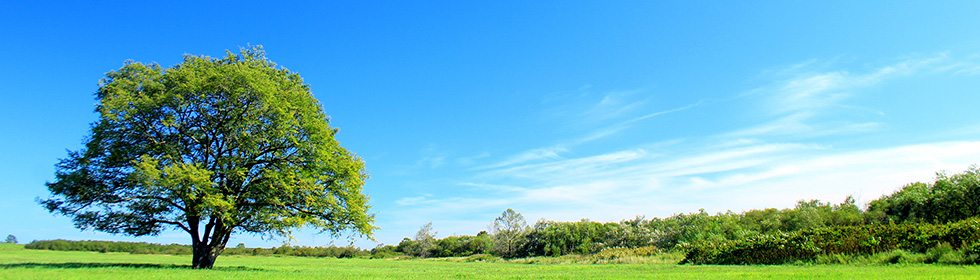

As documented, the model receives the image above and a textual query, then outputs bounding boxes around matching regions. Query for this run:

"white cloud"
[456,152,491,166]
[583,89,648,122]
[477,145,567,169]
[724,55,966,140]
[395,194,435,206]
[376,53,980,245]
[395,141,980,226]
[577,101,703,143]
[483,149,648,183]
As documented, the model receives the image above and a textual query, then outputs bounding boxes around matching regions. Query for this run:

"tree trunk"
[192,242,222,269]
[189,218,233,269]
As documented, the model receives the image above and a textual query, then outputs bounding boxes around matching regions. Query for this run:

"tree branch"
[152,218,191,234]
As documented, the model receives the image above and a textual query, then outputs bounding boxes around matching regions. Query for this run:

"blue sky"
[4,1,980,248]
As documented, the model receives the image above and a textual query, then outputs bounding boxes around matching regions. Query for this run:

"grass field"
[2,244,979,279]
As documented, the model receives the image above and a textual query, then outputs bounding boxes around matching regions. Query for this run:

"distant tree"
[467,231,493,254]
[867,167,980,224]
[603,216,655,248]
[395,237,419,256]
[4,235,16,244]
[489,209,527,257]
[370,244,400,259]
[414,222,437,258]
[435,235,462,257]
[39,46,374,269]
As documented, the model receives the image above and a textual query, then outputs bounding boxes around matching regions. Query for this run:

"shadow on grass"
[1,262,264,271]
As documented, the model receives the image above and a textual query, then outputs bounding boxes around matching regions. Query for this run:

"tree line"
[394,167,980,264]
[24,239,377,258]
[28,166,980,264]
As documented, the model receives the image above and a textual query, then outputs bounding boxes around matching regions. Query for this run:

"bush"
[875,249,925,264]
[25,240,191,255]
[681,232,822,265]
[812,253,854,264]
[462,254,500,262]
[682,217,980,265]
[937,250,970,264]
[593,246,658,260]
[925,243,955,263]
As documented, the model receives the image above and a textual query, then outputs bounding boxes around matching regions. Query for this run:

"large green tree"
[41,46,374,269]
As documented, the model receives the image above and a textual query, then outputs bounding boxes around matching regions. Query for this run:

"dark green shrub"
[925,243,955,263]
[682,232,822,265]
[813,253,853,264]
[875,249,924,264]
[682,217,980,265]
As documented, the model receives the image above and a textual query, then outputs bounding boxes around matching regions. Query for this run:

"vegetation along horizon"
[4,44,979,278]
[8,3,980,276]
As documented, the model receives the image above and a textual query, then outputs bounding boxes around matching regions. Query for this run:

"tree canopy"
[866,166,980,224]
[489,208,527,257]
[40,46,374,269]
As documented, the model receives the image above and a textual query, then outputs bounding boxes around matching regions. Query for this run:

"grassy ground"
[2,244,979,279]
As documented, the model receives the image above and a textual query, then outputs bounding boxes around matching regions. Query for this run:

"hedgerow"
[682,217,980,264]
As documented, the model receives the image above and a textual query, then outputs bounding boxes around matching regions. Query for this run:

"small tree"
[40,46,374,269]
[4,235,16,244]
[414,222,437,258]
[489,209,527,257]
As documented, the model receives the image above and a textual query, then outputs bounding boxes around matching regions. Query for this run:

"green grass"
[3,244,980,279]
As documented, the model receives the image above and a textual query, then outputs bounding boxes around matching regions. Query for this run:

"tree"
[489,209,526,257]
[4,235,16,244]
[40,46,374,269]
[414,222,437,258]
[866,166,980,224]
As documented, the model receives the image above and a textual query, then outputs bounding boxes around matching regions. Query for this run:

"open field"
[2,244,979,279]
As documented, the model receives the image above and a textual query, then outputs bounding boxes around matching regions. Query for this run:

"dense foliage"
[392,167,980,264]
[866,167,980,224]
[389,198,876,260]
[397,232,492,258]
[682,217,980,264]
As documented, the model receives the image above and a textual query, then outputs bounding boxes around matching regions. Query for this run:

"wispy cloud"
[542,86,656,129]
[578,101,703,143]
[483,149,648,183]
[395,194,435,206]
[382,53,980,242]
[477,145,567,169]
[583,89,648,122]
[394,141,980,228]
[415,144,448,169]
[456,152,491,166]
[727,54,964,139]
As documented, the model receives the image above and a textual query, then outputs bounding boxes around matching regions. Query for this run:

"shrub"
[593,246,659,260]
[875,249,925,264]
[812,253,854,264]
[681,232,821,265]
[683,217,980,265]
[462,254,500,262]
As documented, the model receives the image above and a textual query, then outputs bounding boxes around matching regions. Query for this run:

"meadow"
[2,244,979,279]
